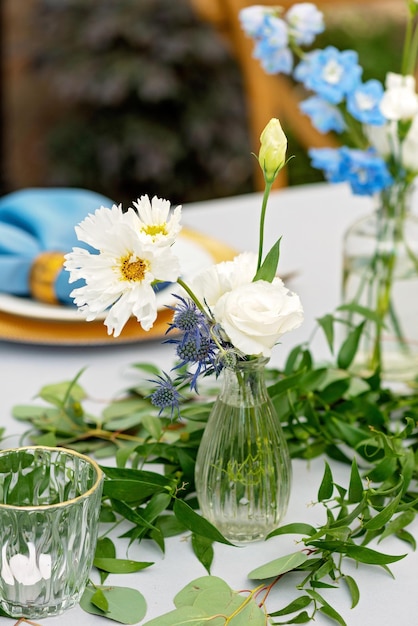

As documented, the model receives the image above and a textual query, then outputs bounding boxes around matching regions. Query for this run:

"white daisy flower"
[64,204,181,337]
[130,194,182,246]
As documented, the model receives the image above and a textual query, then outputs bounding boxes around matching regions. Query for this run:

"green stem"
[401,10,414,75]
[176,277,207,314]
[257,180,273,271]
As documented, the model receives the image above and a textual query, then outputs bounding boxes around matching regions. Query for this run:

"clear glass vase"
[194,357,291,543]
[342,185,418,383]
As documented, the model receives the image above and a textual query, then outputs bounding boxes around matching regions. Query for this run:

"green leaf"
[80,585,147,624]
[95,537,116,559]
[337,321,366,370]
[319,603,347,626]
[248,551,308,579]
[362,491,402,531]
[337,303,382,324]
[343,575,360,609]
[102,476,172,503]
[378,510,416,542]
[269,595,312,617]
[142,606,208,626]
[173,499,233,545]
[267,522,317,538]
[316,314,335,353]
[191,533,214,574]
[307,590,347,626]
[307,541,406,565]
[318,461,333,501]
[93,557,154,573]
[348,457,364,503]
[253,237,281,282]
[272,612,311,624]
[90,588,109,613]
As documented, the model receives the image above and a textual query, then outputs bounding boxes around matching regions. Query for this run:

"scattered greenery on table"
[11,308,418,625]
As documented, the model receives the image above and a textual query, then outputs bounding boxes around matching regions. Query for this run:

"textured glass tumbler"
[0,446,103,619]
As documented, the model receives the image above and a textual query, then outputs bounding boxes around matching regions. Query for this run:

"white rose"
[189,251,257,308]
[379,72,418,121]
[213,279,304,357]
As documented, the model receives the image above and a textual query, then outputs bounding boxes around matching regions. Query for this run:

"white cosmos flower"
[130,195,182,246]
[64,204,181,337]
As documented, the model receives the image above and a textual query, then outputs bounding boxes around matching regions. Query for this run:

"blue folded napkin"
[0,187,114,305]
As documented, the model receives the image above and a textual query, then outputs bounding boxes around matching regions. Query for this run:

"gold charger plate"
[0,229,237,346]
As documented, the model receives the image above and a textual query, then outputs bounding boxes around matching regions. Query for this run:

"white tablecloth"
[1,182,417,625]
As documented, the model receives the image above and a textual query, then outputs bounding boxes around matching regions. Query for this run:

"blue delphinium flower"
[340,147,394,195]
[286,3,325,46]
[254,40,293,74]
[239,5,268,38]
[295,46,362,104]
[309,146,393,195]
[149,372,183,418]
[253,15,293,74]
[308,147,346,182]
[346,79,386,125]
[300,96,346,133]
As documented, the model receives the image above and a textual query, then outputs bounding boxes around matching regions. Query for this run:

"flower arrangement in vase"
[64,118,304,542]
[240,1,418,382]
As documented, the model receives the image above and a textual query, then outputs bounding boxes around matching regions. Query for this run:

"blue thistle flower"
[166,295,209,336]
[175,335,219,390]
[149,372,182,418]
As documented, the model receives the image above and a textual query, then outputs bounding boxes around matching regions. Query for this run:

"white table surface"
[1,182,417,625]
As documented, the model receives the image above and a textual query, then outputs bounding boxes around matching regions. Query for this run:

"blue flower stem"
[257,180,273,271]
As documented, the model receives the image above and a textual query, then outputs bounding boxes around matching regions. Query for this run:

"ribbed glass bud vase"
[195,357,291,543]
[342,185,418,383]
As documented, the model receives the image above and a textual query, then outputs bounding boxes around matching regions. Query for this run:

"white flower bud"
[258,118,288,182]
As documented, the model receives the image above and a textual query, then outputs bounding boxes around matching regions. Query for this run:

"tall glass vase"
[194,357,291,543]
[342,185,418,383]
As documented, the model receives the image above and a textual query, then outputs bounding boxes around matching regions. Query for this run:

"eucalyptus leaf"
[81,585,147,624]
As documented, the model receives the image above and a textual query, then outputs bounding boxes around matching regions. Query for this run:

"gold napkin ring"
[29,251,65,305]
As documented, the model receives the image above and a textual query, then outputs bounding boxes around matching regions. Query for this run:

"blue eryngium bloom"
[166,295,208,337]
[149,372,182,418]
